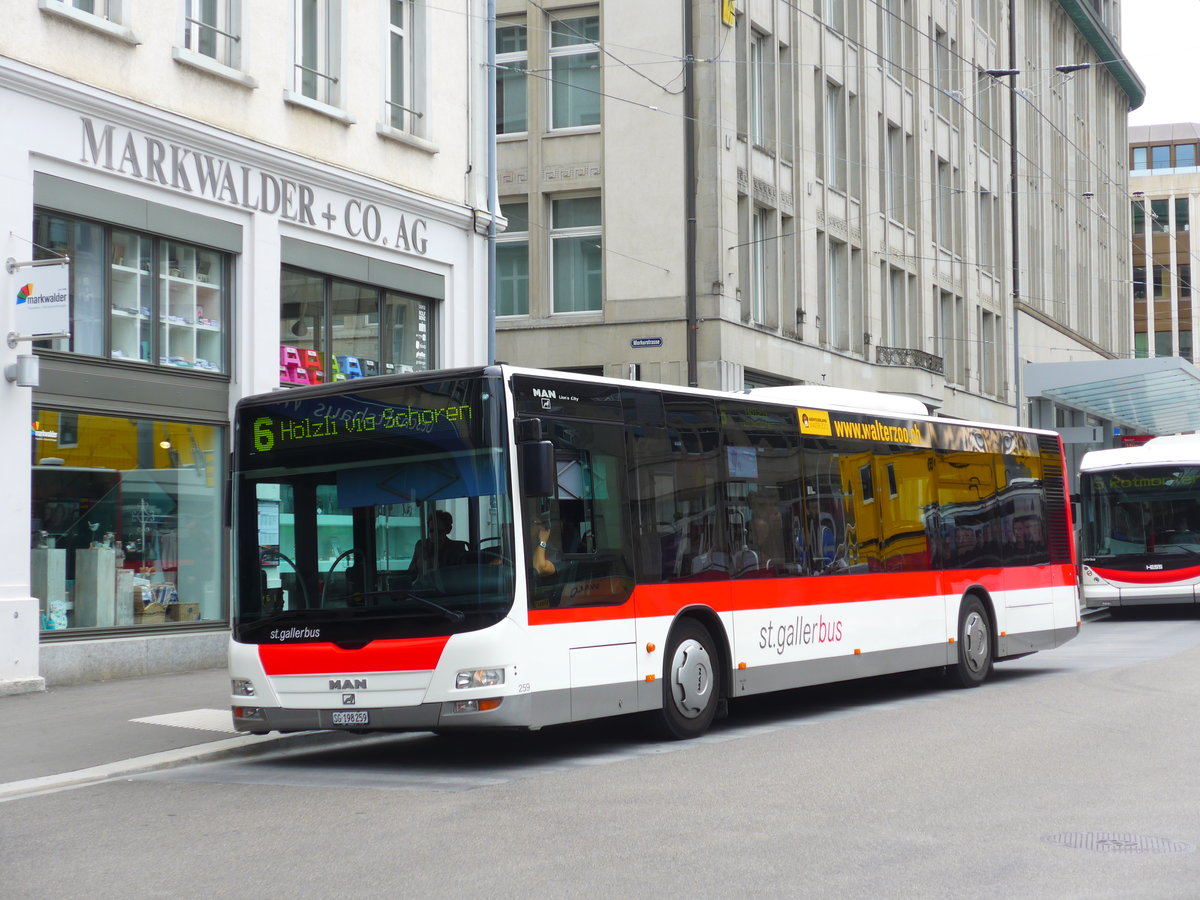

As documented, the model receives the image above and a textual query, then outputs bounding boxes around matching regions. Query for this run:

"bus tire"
[646,619,721,740]
[947,595,993,688]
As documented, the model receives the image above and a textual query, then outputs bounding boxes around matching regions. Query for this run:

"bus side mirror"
[520,440,556,498]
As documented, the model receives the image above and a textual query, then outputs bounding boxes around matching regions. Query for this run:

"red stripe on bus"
[1089,565,1200,585]
[259,636,450,675]
[526,565,1074,625]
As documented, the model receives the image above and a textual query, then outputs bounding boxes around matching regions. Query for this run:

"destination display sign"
[239,379,493,469]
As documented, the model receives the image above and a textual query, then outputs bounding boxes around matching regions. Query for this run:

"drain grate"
[1041,832,1196,855]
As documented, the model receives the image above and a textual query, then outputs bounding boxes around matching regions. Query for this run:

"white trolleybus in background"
[229,365,1080,740]
[1079,434,1200,614]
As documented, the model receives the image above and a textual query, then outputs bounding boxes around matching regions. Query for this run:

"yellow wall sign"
[797,408,832,436]
[722,0,736,27]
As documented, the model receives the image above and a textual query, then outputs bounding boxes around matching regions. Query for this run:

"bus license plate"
[331,711,369,726]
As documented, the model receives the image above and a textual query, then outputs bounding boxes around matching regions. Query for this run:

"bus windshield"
[1080,465,1200,567]
[232,374,514,644]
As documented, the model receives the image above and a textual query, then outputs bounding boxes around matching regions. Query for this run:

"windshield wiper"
[1154,544,1200,562]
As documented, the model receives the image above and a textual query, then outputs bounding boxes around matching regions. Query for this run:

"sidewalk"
[0,667,330,801]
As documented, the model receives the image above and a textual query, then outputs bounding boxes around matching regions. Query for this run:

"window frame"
[32,208,232,375]
[292,0,344,110]
[495,19,529,136]
[39,0,141,43]
[548,12,601,132]
[550,195,603,314]
[496,200,530,317]
[183,0,241,68]
[279,264,435,386]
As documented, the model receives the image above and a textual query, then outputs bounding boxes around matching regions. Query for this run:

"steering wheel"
[475,537,514,567]
[260,547,310,609]
[321,547,362,604]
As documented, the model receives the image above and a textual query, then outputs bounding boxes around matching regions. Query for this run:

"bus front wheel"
[646,619,721,740]
[947,595,993,688]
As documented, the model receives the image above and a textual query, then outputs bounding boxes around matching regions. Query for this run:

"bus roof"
[1080,434,1200,472]
[236,364,1055,438]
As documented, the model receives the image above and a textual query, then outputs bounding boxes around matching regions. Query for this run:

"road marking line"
[130,708,238,733]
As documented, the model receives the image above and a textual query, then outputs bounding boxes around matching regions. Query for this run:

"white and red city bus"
[1079,434,1200,613]
[229,366,1079,739]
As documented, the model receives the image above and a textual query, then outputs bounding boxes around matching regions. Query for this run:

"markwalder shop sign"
[78,117,432,256]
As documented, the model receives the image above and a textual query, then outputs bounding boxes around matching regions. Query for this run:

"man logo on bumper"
[330,678,367,690]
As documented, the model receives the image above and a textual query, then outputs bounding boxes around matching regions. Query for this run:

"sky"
[1122,0,1200,126]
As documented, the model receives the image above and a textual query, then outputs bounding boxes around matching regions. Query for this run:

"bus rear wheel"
[947,595,993,688]
[646,619,721,740]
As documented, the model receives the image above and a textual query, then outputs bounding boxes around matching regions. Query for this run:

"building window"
[1132,147,1148,170]
[824,238,848,350]
[978,190,996,270]
[1177,144,1197,168]
[1132,266,1147,299]
[497,201,529,316]
[1177,197,1190,232]
[880,0,905,79]
[1151,145,1171,169]
[294,0,341,107]
[824,81,847,192]
[551,196,602,313]
[1132,200,1145,234]
[280,266,431,385]
[50,0,124,20]
[1181,264,1192,299]
[1152,198,1169,233]
[886,266,906,347]
[184,0,241,68]
[496,21,528,134]
[749,31,767,146]
[386,0,425,132]
[934,27,953,118]
[935,158,952,249]
[1154,264,1170,299]
[32,410,225,632]
[32,211,229,372]
[549,13,600,130]
[980,309,998,396]
[751,207,769,324]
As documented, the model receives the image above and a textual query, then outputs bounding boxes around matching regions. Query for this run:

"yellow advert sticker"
[798,408,832,436]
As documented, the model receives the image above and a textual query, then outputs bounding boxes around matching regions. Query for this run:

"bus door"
[516,401,637,723]
[623,391,730,682]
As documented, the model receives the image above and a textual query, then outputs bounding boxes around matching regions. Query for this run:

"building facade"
[0,0,490,691]
[492,0,1141,430]
[1129,123,1200,362]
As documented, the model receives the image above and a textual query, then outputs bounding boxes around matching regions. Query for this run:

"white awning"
[1025,358,1200,436]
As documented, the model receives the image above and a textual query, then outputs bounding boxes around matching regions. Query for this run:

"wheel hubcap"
[963,610,988,674]
[670,638,713,719]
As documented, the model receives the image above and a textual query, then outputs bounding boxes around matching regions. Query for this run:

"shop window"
[497,200,529,316]
[549,13,600,129]
[32,210,229,373]
[280,266,432,385]
[496,20,528,134]
[31,410,225,632]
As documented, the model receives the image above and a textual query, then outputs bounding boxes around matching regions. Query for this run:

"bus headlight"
[231,679,256,697]
[456,668,505,689]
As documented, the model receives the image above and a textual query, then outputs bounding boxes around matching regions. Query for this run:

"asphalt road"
[4,610,1200,899]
